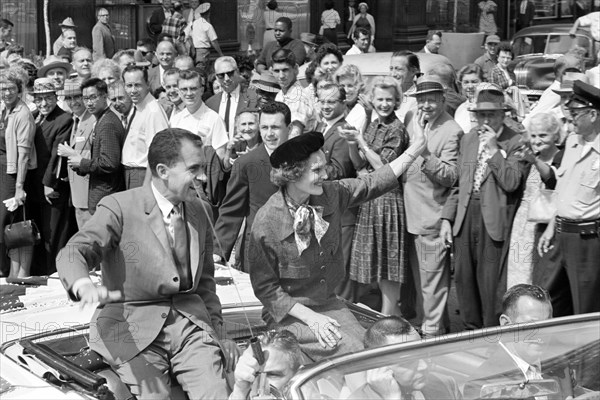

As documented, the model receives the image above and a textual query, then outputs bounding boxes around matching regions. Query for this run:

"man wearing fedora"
[55,80,95,228]
[38,55,73,113]
[253,71,280,109]
[537,80,600,317]
[256,17,306,74]
[404,76,462,337]
[345,27,372,55]
[440,84,529,329]
[53,17,77,56]
[28,78,77,276]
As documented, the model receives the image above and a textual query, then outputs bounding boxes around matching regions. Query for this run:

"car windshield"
[513,33,591,58]
[289,315,600,400]
[546,34,591,56]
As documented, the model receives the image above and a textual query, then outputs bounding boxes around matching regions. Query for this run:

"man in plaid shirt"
[162,1,186,43]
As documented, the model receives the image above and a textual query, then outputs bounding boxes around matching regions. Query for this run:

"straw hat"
[37,55,73,78]
[32,78,58,94]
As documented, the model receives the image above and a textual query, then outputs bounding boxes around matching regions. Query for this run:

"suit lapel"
[464,133,480,185]
[143,185,173,259]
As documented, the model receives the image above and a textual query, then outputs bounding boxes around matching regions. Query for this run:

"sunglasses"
[140,50,153,56]
[216,70,236,80]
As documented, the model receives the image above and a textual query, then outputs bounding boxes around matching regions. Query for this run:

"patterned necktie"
[120,113,128,128]
[126,106,137,133]
[473,143,492,194]
[170,204,191,290]
[71,116,80,142]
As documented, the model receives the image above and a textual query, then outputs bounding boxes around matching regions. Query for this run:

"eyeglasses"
[33,95,56,103]
[216,70,236,80]
[82,94,102,103]
[0,86,18,93]
[569,108,592,120]
[64,94,83,102]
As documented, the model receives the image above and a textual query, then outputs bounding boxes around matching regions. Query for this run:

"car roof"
[515,23,592,37]
[298,52,453,82]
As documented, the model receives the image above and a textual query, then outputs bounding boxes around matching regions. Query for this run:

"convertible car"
[1,270,598,400]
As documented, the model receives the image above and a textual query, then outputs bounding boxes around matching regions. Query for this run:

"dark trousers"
[535,229,600,316]
[454,195,505,329]
[0,164,16,275]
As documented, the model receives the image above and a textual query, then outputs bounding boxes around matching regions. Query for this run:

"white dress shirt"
[170,102,229,150]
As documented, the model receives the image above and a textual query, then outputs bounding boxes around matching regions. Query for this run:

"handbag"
[3,207,41,249]
[527,188,556,224]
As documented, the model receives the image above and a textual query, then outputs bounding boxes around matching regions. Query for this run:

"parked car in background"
[298,52,454,87]
[510,24,598,101]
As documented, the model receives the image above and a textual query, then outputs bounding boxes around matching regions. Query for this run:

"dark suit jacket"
[442,124,529,242]
[148,66,163,97]
[214,144,277,266]
[148,7,166,36]
[33,106,73,192]
[464,344,575,400]
[205,86,260,130]
[56,182,223,365]
[516,1,535,30]
[322,118,357,226]
[76,108,125,211]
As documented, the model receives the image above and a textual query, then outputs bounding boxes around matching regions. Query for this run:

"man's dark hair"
[317,81,347,104]
[179,69,205,86]
[81,77,108,95]
[364,316,416,349]
[391,50,421,73]
[502,284,552,318]
[149,128,204,176]
[271,48,297,67]
[260,101,291,126]
[267,0,278,10]
[163,67,180,79]
[426,31,442,41]
[136,38,156,51]
[276,17,292,31]
[122,64,149,83]
[353,27,370,40]
[0,19,14,29]
[497,41,513,58]
[325,1,335,9]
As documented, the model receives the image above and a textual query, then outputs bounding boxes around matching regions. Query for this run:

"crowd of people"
[1,1,599,398]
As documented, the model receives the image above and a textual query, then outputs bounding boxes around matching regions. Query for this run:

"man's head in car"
[499,284,552,365]
[364,317,428,391]
[231,330,302,398]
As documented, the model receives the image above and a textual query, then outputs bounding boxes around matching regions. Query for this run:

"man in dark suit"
[58,78,125,214]
[29,78,76,276]
[206,56,260,139]
[464,284,578,400]
[148,40,176,96]
[148,0,172,40]
[316,82,358,300]
[516,0,535,32]
[440,85,529,329]
[349,316,461,399]
[56,128,238,399]
[214,101,291,271]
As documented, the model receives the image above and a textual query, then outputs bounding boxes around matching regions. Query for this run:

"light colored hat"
[300,32,318,46]
[358,2,369,10]
[37,55,73,78]
[59,17,77,28]
[485,35,500,44]
[410,75,446,96]
[32,78,58,94]
[254,71,280,93]
[198,2,211,13]
[468,83,510,111]
[552,72,588,95]
[58,79,82,96]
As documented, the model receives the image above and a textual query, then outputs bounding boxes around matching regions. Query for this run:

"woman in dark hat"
[248,128,426,361]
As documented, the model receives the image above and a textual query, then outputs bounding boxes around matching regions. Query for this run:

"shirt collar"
[223,85,241,100]
[324,113,345,131]
[151,182,178,218]
[136,92,154,111]
[573,132,600,153]
[499,342,540,379]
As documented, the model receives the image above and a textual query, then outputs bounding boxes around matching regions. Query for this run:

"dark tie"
[126,106,137,134]
[120,113,128,128]
[171,204,191,291]
[224,92,231,133]
[71,116,80,142]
